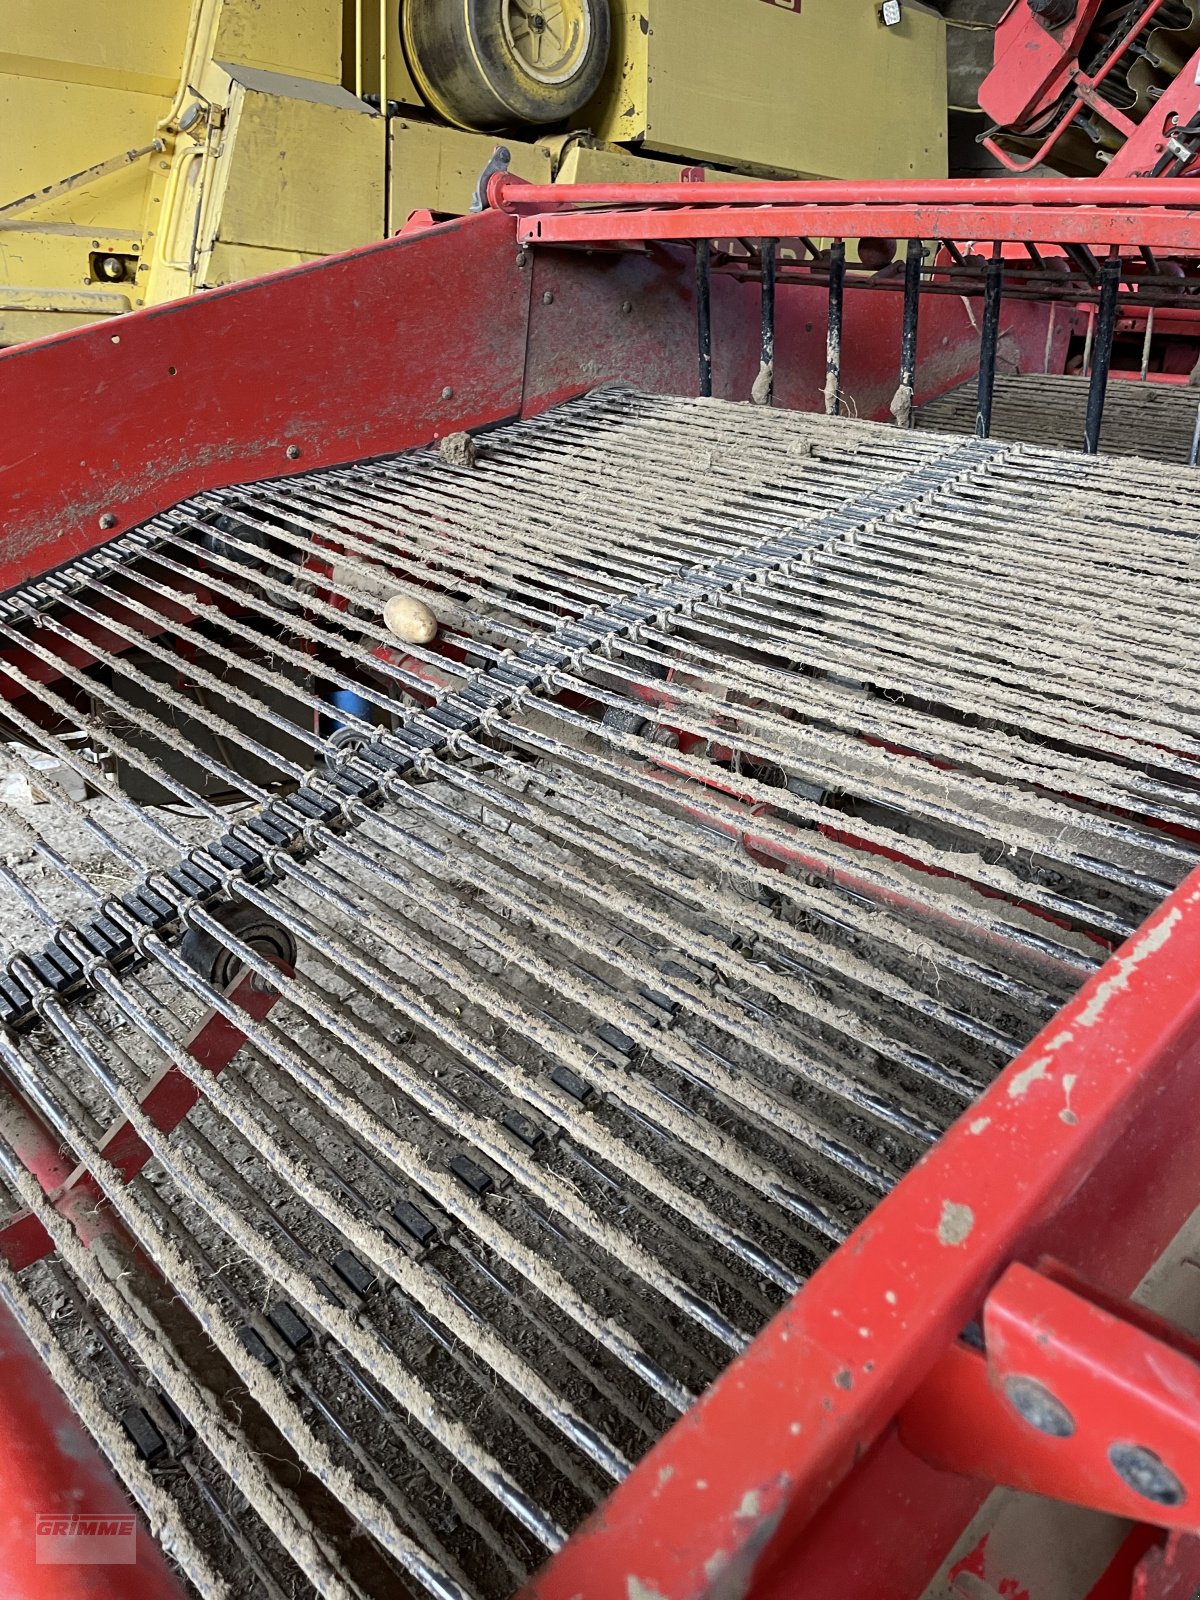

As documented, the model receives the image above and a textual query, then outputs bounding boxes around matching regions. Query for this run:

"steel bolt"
[1109,1444,1186,1506]
[98,513,118,531]
[1003,1375,1075,1438]
[621,300,633,313]
[286,445,301,460]
[441,386,454,400]
[542,290,554,305]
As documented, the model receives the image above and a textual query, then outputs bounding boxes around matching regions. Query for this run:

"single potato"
[383,594,439,644]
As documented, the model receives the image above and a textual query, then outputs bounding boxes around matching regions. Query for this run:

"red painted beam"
[0,210,532,590]
[492,175,1200,213]
[517,204,1200,254]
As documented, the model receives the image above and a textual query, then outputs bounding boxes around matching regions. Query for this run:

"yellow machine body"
[0,0,947,344]
[589,0,947,180]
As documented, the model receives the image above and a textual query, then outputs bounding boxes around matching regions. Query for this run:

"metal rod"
[696,239,713,398]
[976,248,1004,439]
[492,176,1200,212]
[825,239,845,417]
[1140,306,1156,380]
[893,238,924,428]
[1083,252,1122,455]
[1189,400,1200,466]
[757,238,776,407]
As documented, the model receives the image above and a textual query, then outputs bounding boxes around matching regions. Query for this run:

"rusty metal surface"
[0,390,1197,1598]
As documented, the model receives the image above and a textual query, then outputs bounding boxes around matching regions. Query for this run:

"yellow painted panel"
[216,88,385,255]
[0,308,121,344]
[389,120,553,226]
[347,0,425,108]
[586,0,946,180]
[0,0,190,95]
[211,0,342,86]
[0,283,131,314]
[580,0,651,145]
[554,139,689,186]
[202,240,325,289]
[0,74,168,215]
[0,223,137,298]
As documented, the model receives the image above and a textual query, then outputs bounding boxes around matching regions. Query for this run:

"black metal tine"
[825,239,846,417]
[976,245,1004,440]
[893,237,924,429]
[758,238,777,408]
[943,239,967,267]
[696,239,713,398]
[1064,242,1100,283]
[1083,249,1122,455]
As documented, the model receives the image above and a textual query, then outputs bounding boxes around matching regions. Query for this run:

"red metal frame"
[903,1259,1200,1525]
[979,0,1200,178]
[490,176,1200,211]
[8,174,1200,1600]
[0,187,1084,587]
[484,173,1200,253]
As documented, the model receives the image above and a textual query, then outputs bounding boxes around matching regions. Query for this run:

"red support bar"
[0,1301,186,1599]
[491,174,1200,214]
[902,1261,1200,1527]
[516,203,1200,255]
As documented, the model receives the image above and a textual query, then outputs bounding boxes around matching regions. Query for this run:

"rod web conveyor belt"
[0,387,1195,1598]
[917,371,1200,462]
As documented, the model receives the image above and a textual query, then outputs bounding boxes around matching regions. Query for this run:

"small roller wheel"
[402,0,611,131]
[181,901,297,990]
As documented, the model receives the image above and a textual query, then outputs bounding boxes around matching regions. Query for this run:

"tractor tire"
[402,0,611,132]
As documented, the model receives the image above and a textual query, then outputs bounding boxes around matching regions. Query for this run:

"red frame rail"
[0,1300,186,1600]
[488,175,1200,253]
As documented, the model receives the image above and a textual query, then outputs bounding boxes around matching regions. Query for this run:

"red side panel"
[524,243,1065,434]
[0,211,532,589]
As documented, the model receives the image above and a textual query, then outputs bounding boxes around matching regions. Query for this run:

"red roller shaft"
[0,1301,186,1600]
